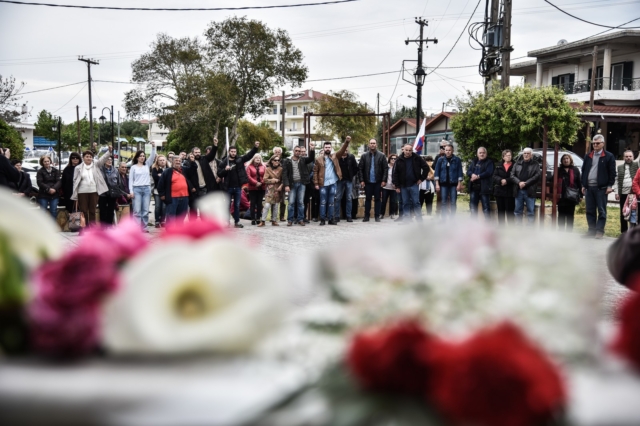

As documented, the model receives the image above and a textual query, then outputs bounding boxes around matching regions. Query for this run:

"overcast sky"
[1,0,638,124]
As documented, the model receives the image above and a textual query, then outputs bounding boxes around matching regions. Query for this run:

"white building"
[258,89,333,150]
[9,122,35,150]
[139,118,170,146]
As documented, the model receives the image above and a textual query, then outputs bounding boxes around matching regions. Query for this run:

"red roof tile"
[267,90,328,102]
[569,102,640,115]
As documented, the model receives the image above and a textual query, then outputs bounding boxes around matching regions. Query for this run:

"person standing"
[273,146,287,222]
[556,154,582,232]
[128,143,157,230]
[36,155,61,220]
[419,156,436,216]
[357,138,388,222]
[614,150,638,234]
[283,143,316,226]
[258,156,283,227]
[61,152,81,212]
[581,134,616,239]
[381,154,398,219]
[467,147,495,220]
[246,154,266,225]
[151,154,168,228]
[392,144,430,224]
[72,149,112,225]
[510,148,541,225]
[335,143,359,222]
[302,146,319,222]
[0,147,19,189]
[97,152,121,226]
[9,159,33,197]
[116,162,132,211]
[492,149,516,225]
[315,137,351,225]
[434,144,463,219]
[217,141,259,228]
[158,156,193,222]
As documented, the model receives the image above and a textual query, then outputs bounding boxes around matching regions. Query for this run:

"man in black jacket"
[217,141,260,228]
[510,148,541,225]
[392,144,430,223]
[358,138,388,222]
[0,147,19,189]
[467,147,495,220]
[335,147,359,222]
[282,143,316,226]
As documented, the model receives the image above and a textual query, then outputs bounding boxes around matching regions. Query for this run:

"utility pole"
[405,18,437,153]
[281,90,285,147]
[76,105,81,152]
[78,57,99,145]
[500,0,513,89]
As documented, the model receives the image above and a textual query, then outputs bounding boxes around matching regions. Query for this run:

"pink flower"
[80,218,149,263]
[29,299,99,357]
[32,244,119,310]
[162,217,227,240]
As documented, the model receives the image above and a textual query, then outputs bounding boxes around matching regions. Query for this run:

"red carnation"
[162,217,227,240]
[80,218,149,263]
[347,320,439,395]
[612,273,640,370]
[430,322,566,426]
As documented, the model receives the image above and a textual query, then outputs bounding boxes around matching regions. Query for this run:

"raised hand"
[254,141,260,148]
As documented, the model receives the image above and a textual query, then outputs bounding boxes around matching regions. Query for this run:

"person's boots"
[257,221,265,227]
[271,221,279,226]
[320,219,326,226]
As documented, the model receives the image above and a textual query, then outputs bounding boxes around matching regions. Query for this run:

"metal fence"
[552,77,640,94]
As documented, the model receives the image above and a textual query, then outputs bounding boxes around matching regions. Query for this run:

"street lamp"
[52,116,61,171]
[100,106,114,152]
[414,67,426,86]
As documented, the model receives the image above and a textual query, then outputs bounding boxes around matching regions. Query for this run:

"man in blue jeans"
[335,146,359,222]
[314,137,352,225]
[282,142,316,226]
[434,144,463,220]
[510,148,541,225]
[581,134,616,239]
[467,147,495,220]
[358,138,388,222]
[217,141,259,228]
[392,144,430,223]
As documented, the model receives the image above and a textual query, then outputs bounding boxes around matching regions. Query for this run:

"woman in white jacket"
[72,148,112,225]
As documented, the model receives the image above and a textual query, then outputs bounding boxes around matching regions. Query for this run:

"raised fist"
[254,141,260,148]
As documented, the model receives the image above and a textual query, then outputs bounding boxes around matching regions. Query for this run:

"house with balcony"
[510,30,640,158]
[389,112,457,156]
[259,89,334,150]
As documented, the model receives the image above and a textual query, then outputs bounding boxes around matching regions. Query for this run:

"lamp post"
[52,116,61,172]
[99,106,114,149]
[414,67,426,144]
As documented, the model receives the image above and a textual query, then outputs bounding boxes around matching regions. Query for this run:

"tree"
[34,109,57,141]
[0,75,25,123]
[313,90,376,152]
[236,120,283,154]
[60,116,91,152]
[0,119,25,160]
[204,17,308,144]
[119,120,148,139]
[451,85,583,163]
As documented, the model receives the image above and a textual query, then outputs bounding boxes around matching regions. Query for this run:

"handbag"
[564,186,581,204]
[68,201,86,232]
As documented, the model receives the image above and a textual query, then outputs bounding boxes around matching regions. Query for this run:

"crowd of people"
[1,133,639,236]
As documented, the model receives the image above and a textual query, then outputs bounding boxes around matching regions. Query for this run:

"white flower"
[197,192,230,223]
[102,237,287,354]
[0,187,62,266]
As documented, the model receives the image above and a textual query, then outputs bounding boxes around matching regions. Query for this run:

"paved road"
[59,215,629,320]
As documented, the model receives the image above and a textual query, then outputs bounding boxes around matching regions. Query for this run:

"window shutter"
[552,76,559,87]
[569,73,575,84]
[623,62,633,89]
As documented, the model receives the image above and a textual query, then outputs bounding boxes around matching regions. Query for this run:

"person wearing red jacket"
[246,154,266,225]
[632,164,640,200]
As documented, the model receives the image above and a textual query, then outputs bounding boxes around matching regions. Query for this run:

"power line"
[542,0,640,29]
[0,0,359,11]
[19,81,84,95]
[52,83,87,114]
[427,0,483,76]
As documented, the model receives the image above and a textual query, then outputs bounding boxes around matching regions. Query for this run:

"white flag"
[413,117,427,154]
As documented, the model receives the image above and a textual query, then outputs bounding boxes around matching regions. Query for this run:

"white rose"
[103,237,286,354]
[0,187,62,266]
[197,192,230,223]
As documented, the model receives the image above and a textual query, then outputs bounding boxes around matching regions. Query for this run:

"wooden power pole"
[76,105,81,151]
[500,0,513,89]
[78,57,99,145]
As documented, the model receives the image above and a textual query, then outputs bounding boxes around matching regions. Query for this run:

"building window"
[292,106,298,116]
[303,106,308,113]
[272,106,277,115]
[292,122,297,130]
[279,121,283,131]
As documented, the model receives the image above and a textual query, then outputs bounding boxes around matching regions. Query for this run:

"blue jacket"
[434,155,464,185]
[467,157,495,195]
[581,149,616,189]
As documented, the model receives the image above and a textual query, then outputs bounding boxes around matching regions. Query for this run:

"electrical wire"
[52,83,87,114]
[19,81,84,95]
[427,0,483,76]
[541,0,640,29]
[379,69,404,106]
[0,0,360,11]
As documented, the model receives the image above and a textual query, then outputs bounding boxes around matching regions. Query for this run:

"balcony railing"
[552,77,640,94]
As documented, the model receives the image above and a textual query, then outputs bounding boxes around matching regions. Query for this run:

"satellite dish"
[557,39,568,45]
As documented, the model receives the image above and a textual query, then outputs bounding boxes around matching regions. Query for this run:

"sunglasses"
[592,142,603,145]
[272,160,280,163]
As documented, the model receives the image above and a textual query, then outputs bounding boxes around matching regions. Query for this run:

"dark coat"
[510,158,542,198]
[492,161,516,198]
[151,166,165,188]
[282,151,316,187]
[338,153,359,182]
[183,145,220,192]
[9,171,33,197]
[0,155,20,189]
[433,155,464,185]
[467,157,495,195]
[581,149,616,189]
[36,167,61,199]
[61,165,77,202]
[557,166,582,205]
[392,153,430,188]
[157,167,194,206]
[218,147,258,188]
[358,150,388,184]
[617,161,639,194]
